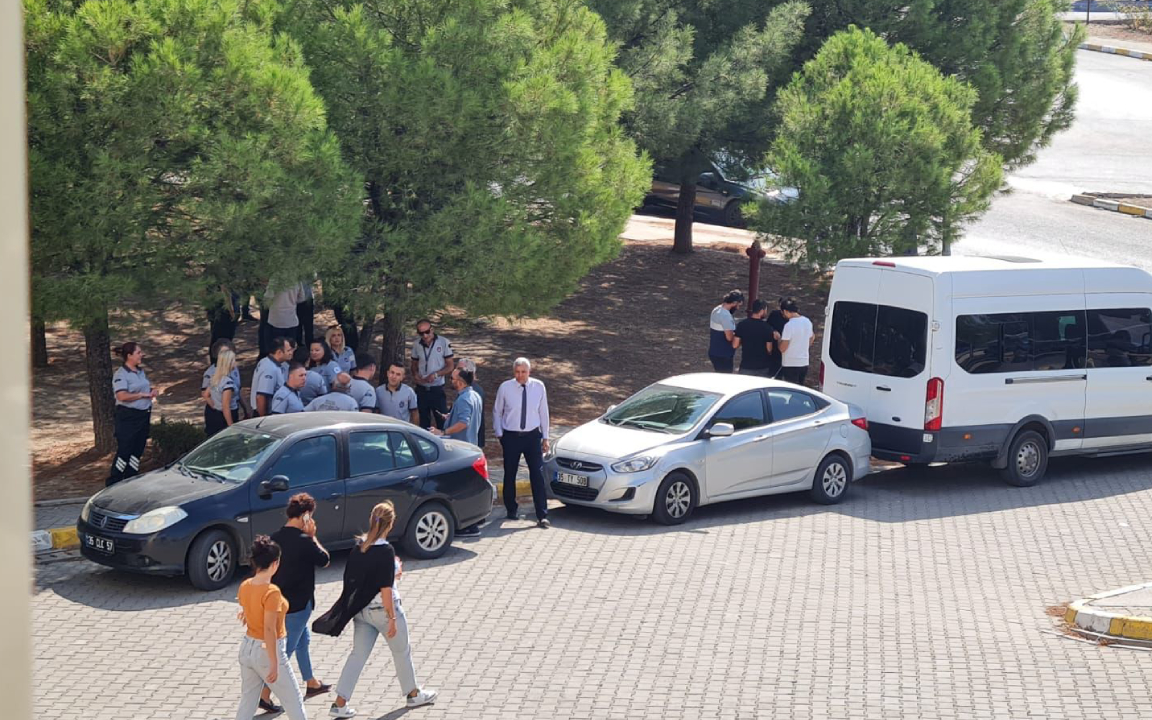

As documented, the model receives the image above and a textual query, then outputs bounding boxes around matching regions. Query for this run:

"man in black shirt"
[734,298,776,377]
[765,297,791,378]
[270,493,332,703]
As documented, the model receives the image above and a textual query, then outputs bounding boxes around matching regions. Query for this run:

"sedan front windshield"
[181,428,283,483]
[602,384,720,434]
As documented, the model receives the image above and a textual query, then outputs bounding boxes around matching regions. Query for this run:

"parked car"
[78,413,494,590]
[820,255,1152,486]
[644,162,797,227]
[543,374,870,524]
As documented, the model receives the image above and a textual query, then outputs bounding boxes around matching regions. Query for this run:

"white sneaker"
[329,703,357,718]
[406,688,439,708]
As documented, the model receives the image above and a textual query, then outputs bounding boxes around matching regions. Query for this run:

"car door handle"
[753,435,770,443]
[404,475,420,482]
[1147,376,1152,382]
[1004,374,1086,385]
[326,492,340,500]
[875,386,891,392]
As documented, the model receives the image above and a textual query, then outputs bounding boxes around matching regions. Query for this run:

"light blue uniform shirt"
[349,378,377,411]
[113,366,152,411]
[299,370,328,406]
[270,386,304,414]
[207,374,239,413]
[313,359,342,389]
[202,365,242,410]
[333,347,357,373]
[376,383,418,422]
[250,356,284,408]
[305,392,360,412]
[445,385,483,447]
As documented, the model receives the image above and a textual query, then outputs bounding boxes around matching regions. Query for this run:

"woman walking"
[107,342,157,486]
[234,536,307,720]
[271,493,333,700]
[307,339,343,390]
[204,347,239,438]
[326,326,357,374]
[321,502,437,717]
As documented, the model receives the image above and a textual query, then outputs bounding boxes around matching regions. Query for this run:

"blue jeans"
[284,601,315,681]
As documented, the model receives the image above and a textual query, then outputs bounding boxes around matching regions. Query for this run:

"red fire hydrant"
[746,239,766,313]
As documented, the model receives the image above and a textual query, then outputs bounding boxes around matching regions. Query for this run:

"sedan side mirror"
[259,475,290,497]
[707,423,735,438]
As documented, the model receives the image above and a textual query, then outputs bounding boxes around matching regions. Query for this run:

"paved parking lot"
[34,455,1152,719]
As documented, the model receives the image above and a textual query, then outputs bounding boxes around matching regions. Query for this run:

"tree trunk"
[31,319,48,368]
[358,315,376,357]
[83,316,116,453]
[378,311,407,376]
[672,181,696,254]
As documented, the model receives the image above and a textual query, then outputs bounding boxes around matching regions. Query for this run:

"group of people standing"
[708,289,815,384]
[235,493,436,719]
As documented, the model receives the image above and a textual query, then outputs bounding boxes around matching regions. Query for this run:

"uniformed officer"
[410,319,455,429]
[325,325,357,374]
[348,354,378,413]
[252,336,294,417]
[304,373,360,412]
[202,338,244,424]
[204,348,240,437]
[376,362,419,424]
[271,363,308,414]
[291,346,328,405]
[307,340,343,389]
[108,342,157,485]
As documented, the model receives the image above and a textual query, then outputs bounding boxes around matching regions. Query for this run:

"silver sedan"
[544,374,871,524]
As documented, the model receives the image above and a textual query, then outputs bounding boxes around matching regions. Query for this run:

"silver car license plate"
[557,472,589,487]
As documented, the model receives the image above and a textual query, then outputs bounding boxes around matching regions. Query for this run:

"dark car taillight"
[472,455,489,480]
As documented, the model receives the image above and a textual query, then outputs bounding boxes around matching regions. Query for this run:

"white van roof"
[836,255,1152,295]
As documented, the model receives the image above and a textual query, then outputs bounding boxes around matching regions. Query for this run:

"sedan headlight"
[123,506,188,535]
[611,456,657,474]
[80,497,96,523]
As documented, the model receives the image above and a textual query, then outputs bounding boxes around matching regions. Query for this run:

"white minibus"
[820,255,1152,485]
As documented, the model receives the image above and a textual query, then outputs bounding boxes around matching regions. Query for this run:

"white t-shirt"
[781,316,814,367]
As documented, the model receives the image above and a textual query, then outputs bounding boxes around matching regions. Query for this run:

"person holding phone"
[271,493,332,703]
[234,536,307,720]
[108,342,159,485]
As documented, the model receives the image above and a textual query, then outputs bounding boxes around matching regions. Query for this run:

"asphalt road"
[955,50,1152,269]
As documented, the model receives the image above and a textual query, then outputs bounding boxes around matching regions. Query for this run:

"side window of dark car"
[267,435,337,488]
[349,432,418,476]
[767,389,820,423]
[415,436,440,463]
[710,391,767,431]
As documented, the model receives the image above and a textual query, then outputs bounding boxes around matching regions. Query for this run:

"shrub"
[150,419,205,465]
[1110,2,1152,32]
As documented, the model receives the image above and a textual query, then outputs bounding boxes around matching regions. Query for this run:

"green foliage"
[801,1,1084,170]
[589,0,808,183]
[753,27,1003,267]
[150,418,206,464]
[1109,2,1152,32]
[276,0,650,326]
[25,0,362,329]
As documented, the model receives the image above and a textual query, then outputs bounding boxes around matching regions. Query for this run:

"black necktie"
[520,383,527,430]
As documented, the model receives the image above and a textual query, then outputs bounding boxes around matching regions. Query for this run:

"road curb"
[32,526,79,554]
[1065,582,1152,642]
[1079,42,1152,62]
[1069,193,1152,219]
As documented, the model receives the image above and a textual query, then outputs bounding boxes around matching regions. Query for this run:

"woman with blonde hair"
[314,502,437,717]
[204,347,239,437]
[325,325,357,374]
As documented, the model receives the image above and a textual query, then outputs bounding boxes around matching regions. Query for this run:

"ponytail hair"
[358,501,396,553]
[116,342,139,363]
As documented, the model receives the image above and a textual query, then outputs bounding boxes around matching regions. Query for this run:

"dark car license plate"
[85,534,114,554]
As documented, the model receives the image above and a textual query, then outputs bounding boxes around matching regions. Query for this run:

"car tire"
[722,201,744,227]
[403,502,455,559]
[187,528,238,591]
[651,472,697,525]
[810,454,851,505]
[1000,430,1048,487]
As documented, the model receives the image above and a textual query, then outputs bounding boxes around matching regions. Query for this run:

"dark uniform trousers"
[295,298,314,348]
[415,385,447,430]
[501,429,547,521]
[108,407,151,486]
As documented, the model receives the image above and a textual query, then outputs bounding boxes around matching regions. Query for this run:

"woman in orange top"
[234,535,307,720]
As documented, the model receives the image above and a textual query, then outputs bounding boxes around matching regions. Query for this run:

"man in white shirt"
[263,280,304,359]
[493,357,551,528]
[778,298,815,385]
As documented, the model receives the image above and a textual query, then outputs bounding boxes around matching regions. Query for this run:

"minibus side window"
[1087,308,1152,368]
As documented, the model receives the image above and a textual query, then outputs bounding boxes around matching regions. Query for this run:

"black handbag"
[311,599,348,636]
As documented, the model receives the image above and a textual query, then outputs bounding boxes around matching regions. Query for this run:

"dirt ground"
[31,222,827,500]
[1072,20,1152,45]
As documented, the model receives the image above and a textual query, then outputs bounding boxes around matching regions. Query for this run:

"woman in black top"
[323,502,438,718]
[270,493,332,702]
